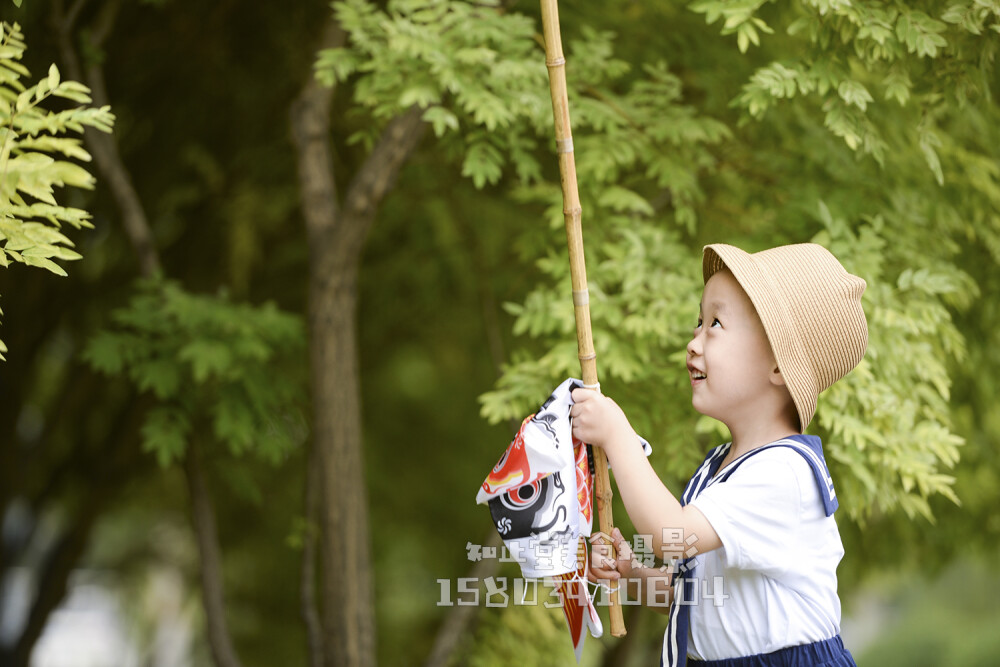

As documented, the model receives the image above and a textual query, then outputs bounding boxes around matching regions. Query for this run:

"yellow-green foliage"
[0,21,115,359]
[467,598,601,667]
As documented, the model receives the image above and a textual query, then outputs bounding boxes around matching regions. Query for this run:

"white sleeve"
[689,449,813,579]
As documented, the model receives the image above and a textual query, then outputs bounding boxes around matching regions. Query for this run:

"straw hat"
[702,243,868,431]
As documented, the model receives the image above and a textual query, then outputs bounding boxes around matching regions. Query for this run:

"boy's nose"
[686,335,700,357]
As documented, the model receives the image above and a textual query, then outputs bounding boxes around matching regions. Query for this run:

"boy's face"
[686,269,781,427]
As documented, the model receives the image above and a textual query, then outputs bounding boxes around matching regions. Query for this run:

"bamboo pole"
[538,0,626,638]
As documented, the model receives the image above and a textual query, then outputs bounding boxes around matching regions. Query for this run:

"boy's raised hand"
[588,528,636,582]
[570,388,636,461]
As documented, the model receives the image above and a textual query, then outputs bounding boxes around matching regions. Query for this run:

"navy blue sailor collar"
[706,434,839,516]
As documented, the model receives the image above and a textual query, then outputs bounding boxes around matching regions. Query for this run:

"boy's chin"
[690,396,713,417]
[691,401,727,429]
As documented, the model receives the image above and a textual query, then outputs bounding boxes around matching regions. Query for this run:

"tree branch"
[184,443,244,667]
[422,213,518,664]
[290,20,346,250]
[64,0,90,29]
[291,17,428,270]
[422,531,503,667]
[52,0,161,277]
[339,104,428,262]
[6,393,147,667]
[87,0,121,47]
[8,494,106,667]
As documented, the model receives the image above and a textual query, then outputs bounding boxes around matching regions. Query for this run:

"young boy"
[571,243,864,666]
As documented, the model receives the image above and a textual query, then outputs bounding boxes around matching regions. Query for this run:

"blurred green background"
[1,0,998,665]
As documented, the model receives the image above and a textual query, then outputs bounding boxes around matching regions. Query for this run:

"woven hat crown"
[703,243,868,431]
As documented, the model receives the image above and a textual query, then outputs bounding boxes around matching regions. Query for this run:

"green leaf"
[421,106,459,137]
[883,69,912,105]
[82,332,129,375]
[135,358,183,399]
[399,84,440,109]
[896,10,949,58]
[919,129,945,186]
[141,407,190,468]
[838,80,874,111]
[214,393,256,456]
[16,136,91,161]
[179,339,234,383]
[461,139,503,189]
[314,47,361,85]
[49,85,93,104]
[6,153,55,171]
[597,186,654,216]
[15,88,31,112]
[20,254,67,276]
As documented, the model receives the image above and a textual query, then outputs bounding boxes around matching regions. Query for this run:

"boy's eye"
[711,317,721,328]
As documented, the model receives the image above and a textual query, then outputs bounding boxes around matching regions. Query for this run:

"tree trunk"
[310,269,375,667]
[301,442,326,667]
[184,444,244,667]
[291,16,427,666]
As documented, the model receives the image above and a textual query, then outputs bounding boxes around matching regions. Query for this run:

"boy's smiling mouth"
[688,363,706,383]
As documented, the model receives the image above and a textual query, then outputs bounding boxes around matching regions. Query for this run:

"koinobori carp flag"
[476,378,651,662]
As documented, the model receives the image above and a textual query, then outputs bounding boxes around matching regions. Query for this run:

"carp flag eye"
[500,479,543,510]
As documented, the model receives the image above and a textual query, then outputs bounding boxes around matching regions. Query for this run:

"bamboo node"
[546,57,566,67]
[556,137,574,154]
[572,289,589,306]
[578,353,597,361]
[563,206,582,216]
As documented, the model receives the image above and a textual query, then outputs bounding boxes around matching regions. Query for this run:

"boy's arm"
[630,566,675,615]
[571,389,722,562]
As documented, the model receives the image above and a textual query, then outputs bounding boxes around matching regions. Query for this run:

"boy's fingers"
[611,527,626,549]
[589,531,611,547]
[590,530,632,580]
[590,543,611,565]
[589,564,620,581]
[592,529,633,567]
[589,534,618,578]
[611,528,633,559]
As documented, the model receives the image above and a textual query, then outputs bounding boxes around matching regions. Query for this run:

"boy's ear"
[769,364,787,387]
